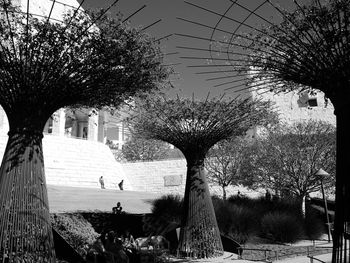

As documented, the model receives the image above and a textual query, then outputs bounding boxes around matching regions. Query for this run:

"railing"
[238,242,333,263]
[308,255,327,263]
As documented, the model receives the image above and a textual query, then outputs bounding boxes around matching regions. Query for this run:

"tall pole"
[321,179,332,242]
[316,168,332,243]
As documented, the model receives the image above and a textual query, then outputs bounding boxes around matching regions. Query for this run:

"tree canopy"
[130,95,277,163]
[121,136,171,162]
[242,120,336,199]
[0,4,170,130]
[227,0,350,104]
[0,2,170,261]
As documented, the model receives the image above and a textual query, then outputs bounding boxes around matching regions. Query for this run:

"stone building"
[247,88,336,139]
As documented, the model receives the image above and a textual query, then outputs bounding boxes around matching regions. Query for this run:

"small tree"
[242,120,336,215]
[130,95,275,258]
[0,3,169,261]
[205,136,249,201]
[122,137,171,162]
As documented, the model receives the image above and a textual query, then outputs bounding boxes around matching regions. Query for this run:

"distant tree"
[205,136,249,201]
[0,3,169,261]
[242,120,336,215]
[130,95,275,258]
[122,137,171,162]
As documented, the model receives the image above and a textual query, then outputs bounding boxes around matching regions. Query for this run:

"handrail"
[238,244,333,263]
[307,255,326,263]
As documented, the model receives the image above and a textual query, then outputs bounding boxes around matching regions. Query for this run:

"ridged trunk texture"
[0,130,56,262]
[178,160,223,259]
[332,106,350,263]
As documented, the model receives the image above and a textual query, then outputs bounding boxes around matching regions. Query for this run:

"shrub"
[304,205,326,240]
[143,194,183,235]
[260,212,305,243]
[213,198,259,244]
[51,213,99,256]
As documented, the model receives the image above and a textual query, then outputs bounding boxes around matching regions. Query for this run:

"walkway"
[47,184,160,214]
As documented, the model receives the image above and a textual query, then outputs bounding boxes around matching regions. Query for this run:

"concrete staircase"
[0,134,131,191]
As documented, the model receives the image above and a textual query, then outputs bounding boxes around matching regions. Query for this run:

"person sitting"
[105,231,129,263]
[122,230,137,262]
[123,230,136,251]
[112,202,123,214]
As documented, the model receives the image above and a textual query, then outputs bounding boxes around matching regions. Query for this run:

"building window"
[47,118,53,134]
[308,98,318,107]
[106,127,119,141]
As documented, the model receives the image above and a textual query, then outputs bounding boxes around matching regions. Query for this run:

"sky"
[75,0,295,99]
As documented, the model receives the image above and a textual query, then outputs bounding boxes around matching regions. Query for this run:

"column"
[118,123,123,149]
[51,109,66,136]
[88,109,99,141]
[97,111,106,143]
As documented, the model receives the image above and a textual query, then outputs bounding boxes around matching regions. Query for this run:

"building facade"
[249,88,336,137]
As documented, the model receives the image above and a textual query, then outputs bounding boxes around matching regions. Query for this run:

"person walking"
[99,176,105,189]
[118,180,124,190]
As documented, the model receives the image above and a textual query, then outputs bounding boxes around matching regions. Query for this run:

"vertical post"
[320,179,332,242]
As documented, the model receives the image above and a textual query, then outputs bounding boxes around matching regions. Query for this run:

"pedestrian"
[99,176,105,189]
[118,180,124,190]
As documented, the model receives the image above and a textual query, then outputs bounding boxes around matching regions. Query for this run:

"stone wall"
[121,159,187,195]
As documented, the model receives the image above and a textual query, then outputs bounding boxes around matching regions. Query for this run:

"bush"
[143,194,183,235]
[260,212,305,243]
[213,198,259,244]
[51,213,99,256]
[304,205,326,240]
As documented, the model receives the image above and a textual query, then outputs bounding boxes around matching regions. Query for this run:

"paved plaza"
[47,184,160,214]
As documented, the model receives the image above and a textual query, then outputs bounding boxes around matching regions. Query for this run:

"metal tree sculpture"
[0,1,169,261]
[177,0,350,261]
[130,95,275,258]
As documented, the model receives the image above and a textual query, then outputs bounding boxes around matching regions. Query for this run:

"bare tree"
[130,95,275,258]
[242,120,336,215]
[121,137,171,162]
[205,136,248,201]
[0,2,169,261]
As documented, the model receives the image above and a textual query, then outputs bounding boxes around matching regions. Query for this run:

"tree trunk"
[222,186,227,202]
[0,130,56,262]
[332,105,350,263]
[296,195,306,218]
[178,159,223,258]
